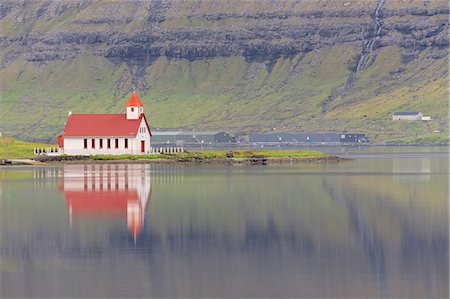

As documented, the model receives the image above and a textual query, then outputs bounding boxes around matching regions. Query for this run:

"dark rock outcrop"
[0,0,447,66]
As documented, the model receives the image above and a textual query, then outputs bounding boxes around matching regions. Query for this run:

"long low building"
[151,131,182,144]
[392,112,423,121]
[152,131,233,144]
[249,132,368,143]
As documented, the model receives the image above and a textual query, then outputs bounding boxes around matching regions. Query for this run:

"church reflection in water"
[58,164,151,239]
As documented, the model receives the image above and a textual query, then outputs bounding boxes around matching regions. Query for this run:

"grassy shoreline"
[30,149,343,165]
[91,149,329,160]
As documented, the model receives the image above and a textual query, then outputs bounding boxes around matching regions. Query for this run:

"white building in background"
[392,112,423,121]
[57,91,152,155]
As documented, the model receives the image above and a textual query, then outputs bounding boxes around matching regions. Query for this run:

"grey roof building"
[393,112,423,120]
[152,131,182,144]
[152,131,233,144]
[249,132,368,143]
[393,112,421,116]
[250,132,341,143]
[339,133,369,143]
[177,131,232,144]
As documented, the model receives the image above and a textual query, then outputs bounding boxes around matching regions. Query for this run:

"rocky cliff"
[0,0,448,143]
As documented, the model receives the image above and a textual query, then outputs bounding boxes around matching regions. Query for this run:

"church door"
[140,140,145,153]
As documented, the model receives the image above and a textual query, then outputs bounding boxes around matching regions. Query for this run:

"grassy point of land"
[89,149,329,161]
[0,138,333,164]
[0,137,55,159]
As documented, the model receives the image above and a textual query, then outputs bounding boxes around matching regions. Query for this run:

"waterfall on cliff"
[356,0,385,72]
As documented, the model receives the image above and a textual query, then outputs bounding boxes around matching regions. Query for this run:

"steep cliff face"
[0,0,448,143]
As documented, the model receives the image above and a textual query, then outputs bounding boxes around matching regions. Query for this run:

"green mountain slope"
[0,0,448,143]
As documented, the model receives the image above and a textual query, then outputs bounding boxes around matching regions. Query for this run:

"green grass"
[0,137,56,159]
[90,149,328,160]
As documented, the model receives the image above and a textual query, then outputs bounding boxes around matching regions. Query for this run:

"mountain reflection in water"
[0,154,448,298]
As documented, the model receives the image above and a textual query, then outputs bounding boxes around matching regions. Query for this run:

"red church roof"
[64,189,144,237]
[127,91,143,107]
[62,114,151,137]
[65,190,140,217]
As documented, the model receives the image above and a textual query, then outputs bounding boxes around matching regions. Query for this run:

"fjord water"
[1,147,448,298]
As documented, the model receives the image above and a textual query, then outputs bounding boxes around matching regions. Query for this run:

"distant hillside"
[0,0,448,143]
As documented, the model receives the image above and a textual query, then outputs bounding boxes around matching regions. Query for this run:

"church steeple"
[126,91,144,120]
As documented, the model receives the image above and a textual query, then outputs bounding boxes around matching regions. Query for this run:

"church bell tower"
[126,91,144,120]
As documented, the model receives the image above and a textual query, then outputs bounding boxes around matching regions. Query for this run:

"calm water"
[1,147,448,298]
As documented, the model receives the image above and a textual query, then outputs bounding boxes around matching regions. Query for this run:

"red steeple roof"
[127,91,143,107]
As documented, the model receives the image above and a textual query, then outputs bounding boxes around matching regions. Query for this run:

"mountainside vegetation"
[0,0,448,144]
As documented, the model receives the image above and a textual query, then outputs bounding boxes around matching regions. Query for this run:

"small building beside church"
[58,91,152,155]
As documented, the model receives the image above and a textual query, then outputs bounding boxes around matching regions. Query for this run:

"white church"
[58,91,152,155]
